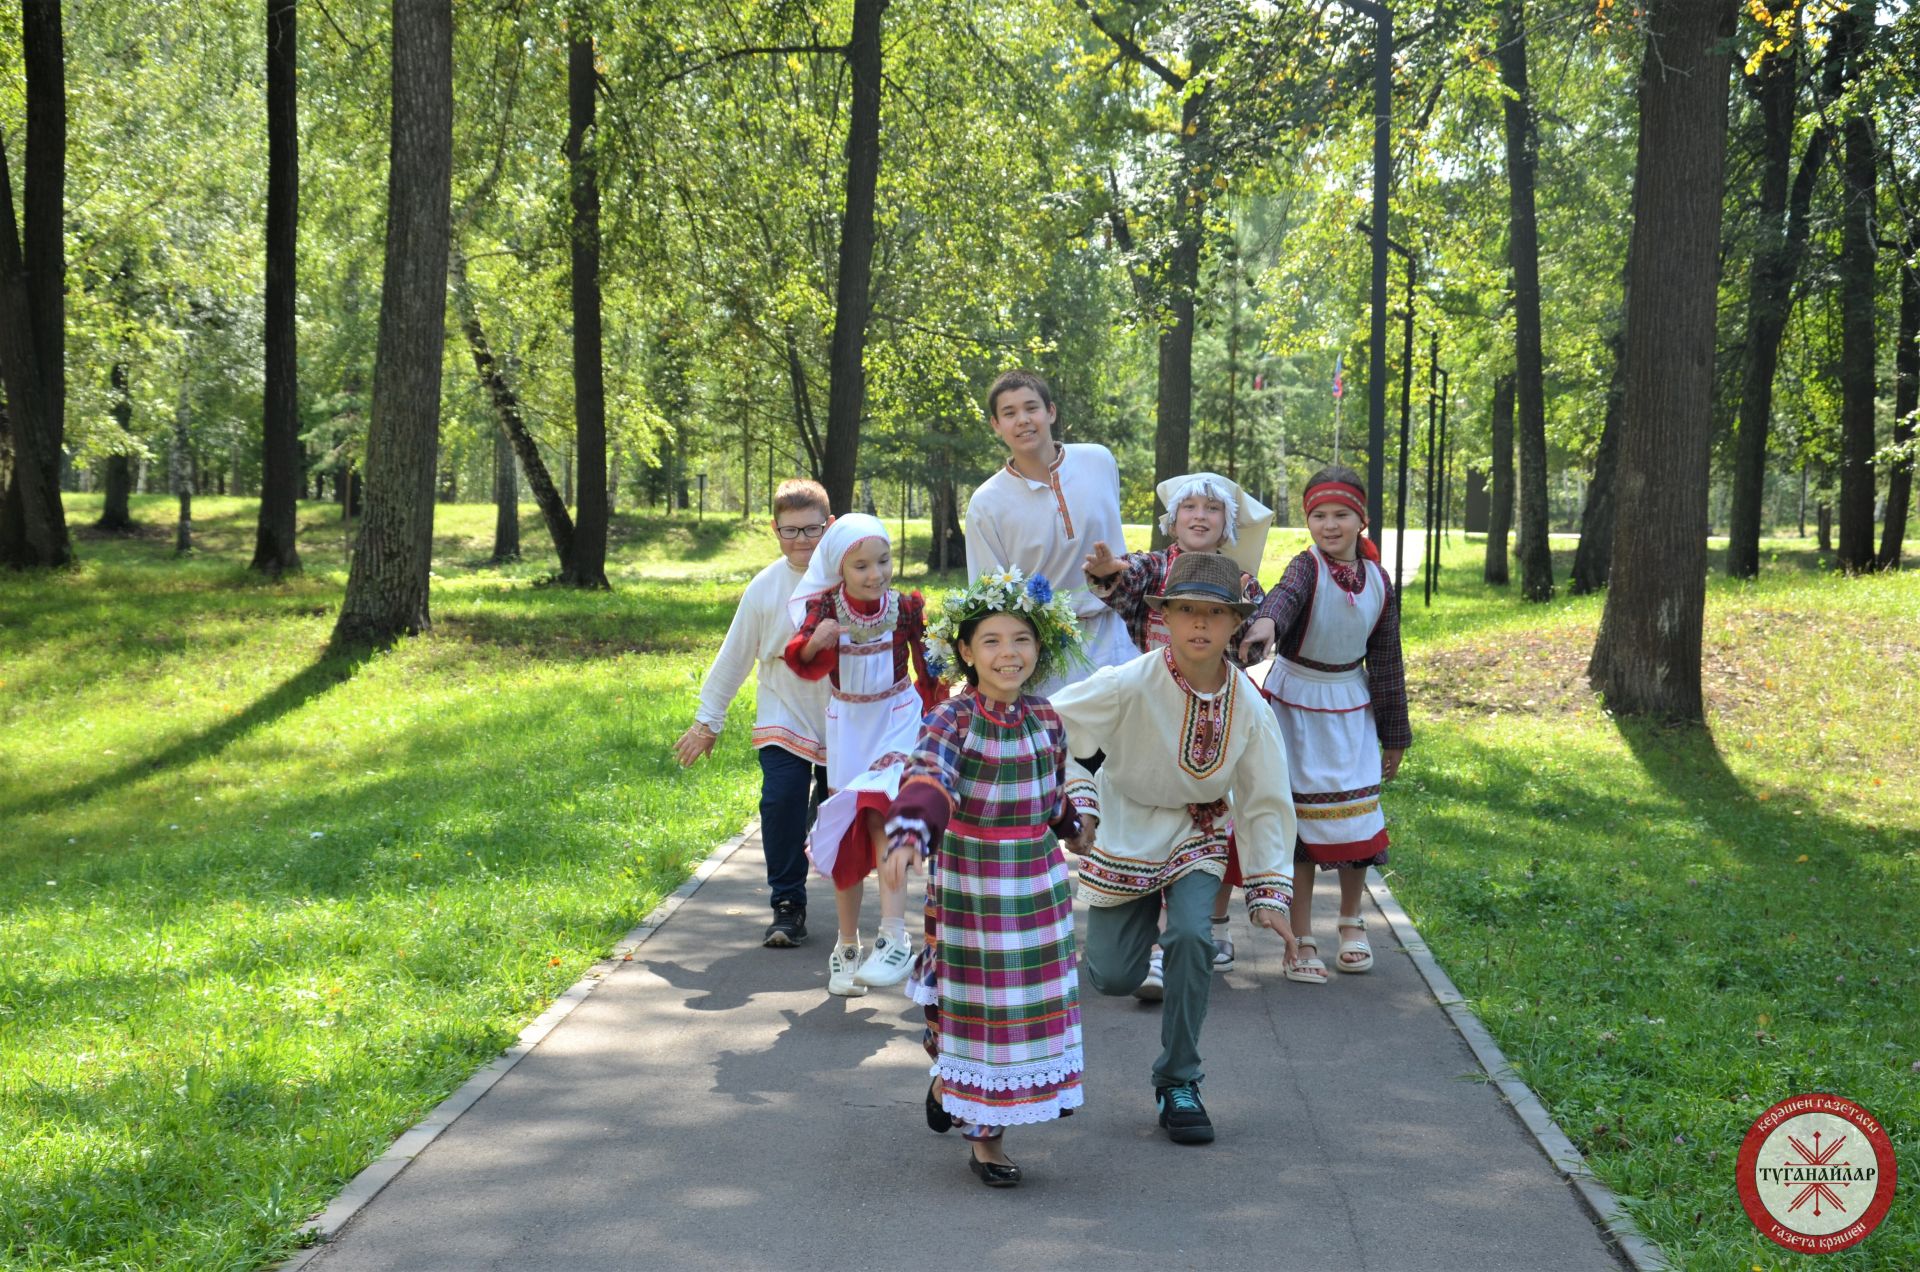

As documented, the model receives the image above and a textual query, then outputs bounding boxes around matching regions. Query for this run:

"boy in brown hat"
[1048,551,1300,1145]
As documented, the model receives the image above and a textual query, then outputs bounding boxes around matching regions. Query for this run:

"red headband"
[1303,481,1367,521]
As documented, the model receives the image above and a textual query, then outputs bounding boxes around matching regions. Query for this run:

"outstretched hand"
[1251,907,1300,968]
[881,843,917,890]
[1082,541,1125,582]
[672,723,717,767]
[1238,616,1276,665]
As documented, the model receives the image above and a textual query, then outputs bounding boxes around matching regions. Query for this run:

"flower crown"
[924,566,1087,688]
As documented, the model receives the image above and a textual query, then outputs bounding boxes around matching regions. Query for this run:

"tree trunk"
[1569,329,1627,593]
[1153,220,1200,538]
[1499,0,1554,601]
[172,370,193,555]
[924,473,965,572]
[1484,373,1514,583]
[97,361,135,531]
[818,0,887,514]
[491,425,519,563]
[251,0,303,576]
[563,32,609,587]
[1879,235,1916,568]
[0,0,70,569]
[1834,4,1878,573]
[1588,0,1736,720]
[1727,43,1835,577]
[332,0,453,648]
[450,248,575,569]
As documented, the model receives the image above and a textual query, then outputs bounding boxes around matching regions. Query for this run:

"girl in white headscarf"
[784,514,945,998]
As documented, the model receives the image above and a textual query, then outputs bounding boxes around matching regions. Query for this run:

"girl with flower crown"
[785,514,944,999]
[881,567,1089,1188]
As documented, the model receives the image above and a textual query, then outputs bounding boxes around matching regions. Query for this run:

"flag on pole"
[1333,353,1345,400]
[1253,373,1265,391]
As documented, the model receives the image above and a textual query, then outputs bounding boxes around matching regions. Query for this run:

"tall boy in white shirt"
[674,479,834,947]
[964,370,1136,689]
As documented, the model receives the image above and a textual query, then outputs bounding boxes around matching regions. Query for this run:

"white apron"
[1262,549,1390,862]
[808,625,921,876]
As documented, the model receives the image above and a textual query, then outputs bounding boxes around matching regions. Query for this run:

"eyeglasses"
[775,523,829,541]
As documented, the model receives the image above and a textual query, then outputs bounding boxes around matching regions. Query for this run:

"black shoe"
[763,900,807,947]
[926,1079,953,1133]
[968,1148,1022,1187]
[1156,1082,1215,1145]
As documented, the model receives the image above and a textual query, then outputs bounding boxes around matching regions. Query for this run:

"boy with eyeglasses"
[675,479,835,947]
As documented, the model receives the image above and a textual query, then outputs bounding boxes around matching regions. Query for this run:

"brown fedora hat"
[1144,550,1255,618]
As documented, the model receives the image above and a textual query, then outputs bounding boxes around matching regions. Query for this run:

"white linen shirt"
[693,557,829,764]
[963,442,1136,681]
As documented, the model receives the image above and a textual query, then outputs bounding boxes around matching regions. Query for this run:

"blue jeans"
[758,745,827,909]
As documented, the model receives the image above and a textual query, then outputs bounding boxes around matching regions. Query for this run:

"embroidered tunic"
[1047,649,1296,915]
[1087,544,1267,664]
[1252,548,1411,865]
[785,587,942,883]
[887,691,1085,1128]
[692,557,829,762]
[964,443,1137,685]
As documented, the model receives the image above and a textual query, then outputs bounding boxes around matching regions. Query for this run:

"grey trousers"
[1082,868,1217,1088]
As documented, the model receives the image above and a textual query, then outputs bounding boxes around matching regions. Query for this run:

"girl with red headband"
[1237,465,1411,984]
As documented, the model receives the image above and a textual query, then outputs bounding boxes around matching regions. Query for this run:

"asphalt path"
[301,827,1624,1272]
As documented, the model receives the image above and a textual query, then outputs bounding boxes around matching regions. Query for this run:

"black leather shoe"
[968,1151,1021,1187]
[926,1079,952,1133]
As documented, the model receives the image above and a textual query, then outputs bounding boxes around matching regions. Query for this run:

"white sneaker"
[828,942,868,997]
[854,931,914,987]
[1134,948,1166,1002]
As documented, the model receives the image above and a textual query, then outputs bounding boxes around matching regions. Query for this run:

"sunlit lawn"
[1,495,1915,1269]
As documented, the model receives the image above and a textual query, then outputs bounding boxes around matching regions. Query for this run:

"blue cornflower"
[1025,573,1054,605]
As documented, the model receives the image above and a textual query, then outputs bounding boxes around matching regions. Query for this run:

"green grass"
[1389,532,1918,1271]
[2,496,1914,1269]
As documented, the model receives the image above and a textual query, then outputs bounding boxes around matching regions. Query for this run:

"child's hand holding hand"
[672,722,717,767]
[1082,541,1125,582]
[1381,747,1404,782]
[1251,907,1300,968]
[1238,616,1275,664]
[805,617,843,656]
[1067,814,1099,855]
[881,841,918,890]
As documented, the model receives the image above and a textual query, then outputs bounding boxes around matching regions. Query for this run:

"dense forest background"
[2,1,1915,638]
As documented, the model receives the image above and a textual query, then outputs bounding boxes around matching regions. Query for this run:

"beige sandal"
[1335,914,1373,973]
[1284,934,1328,985]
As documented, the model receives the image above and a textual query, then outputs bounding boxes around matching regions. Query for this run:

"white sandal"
[1284,934,1328,985]
[1335,914,1373,974]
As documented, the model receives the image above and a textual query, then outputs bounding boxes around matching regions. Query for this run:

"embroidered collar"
[1003,443,1065,486]
[1161,649,1233,779]
[1317,546,1367,598]
[834,587,898,642]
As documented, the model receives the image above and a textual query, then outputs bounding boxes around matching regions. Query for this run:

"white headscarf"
[1155,472,1274,577]
[788,512,891,626]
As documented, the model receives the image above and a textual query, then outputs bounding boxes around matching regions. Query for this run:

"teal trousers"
[1082,868,1217,1088]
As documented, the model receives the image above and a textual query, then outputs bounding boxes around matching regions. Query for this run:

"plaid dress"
[893,691,1084,1129]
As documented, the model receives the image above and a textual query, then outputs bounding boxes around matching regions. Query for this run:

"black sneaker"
[763,900,807,947]
[1156,1082,1215,1144]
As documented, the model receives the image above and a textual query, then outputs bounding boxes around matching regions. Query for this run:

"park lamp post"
[1358,220,1416,594]
[1334,0,1394,550]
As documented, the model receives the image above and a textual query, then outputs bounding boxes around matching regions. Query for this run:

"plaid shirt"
[1254,550,1412,750]
[1088,545,1266,666]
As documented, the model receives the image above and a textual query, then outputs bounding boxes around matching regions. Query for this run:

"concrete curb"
[278,821,760,1270]
[1366,867,1670,1272]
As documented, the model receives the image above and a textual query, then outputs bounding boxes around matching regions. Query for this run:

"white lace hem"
[939,1082,1085,1128]
[928,1046,1085,1092]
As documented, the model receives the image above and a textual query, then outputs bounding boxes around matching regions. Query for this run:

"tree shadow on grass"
[0,646,371,820]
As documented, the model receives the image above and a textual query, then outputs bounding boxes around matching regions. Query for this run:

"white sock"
[879,917,908,946]
[838,933,860,952]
